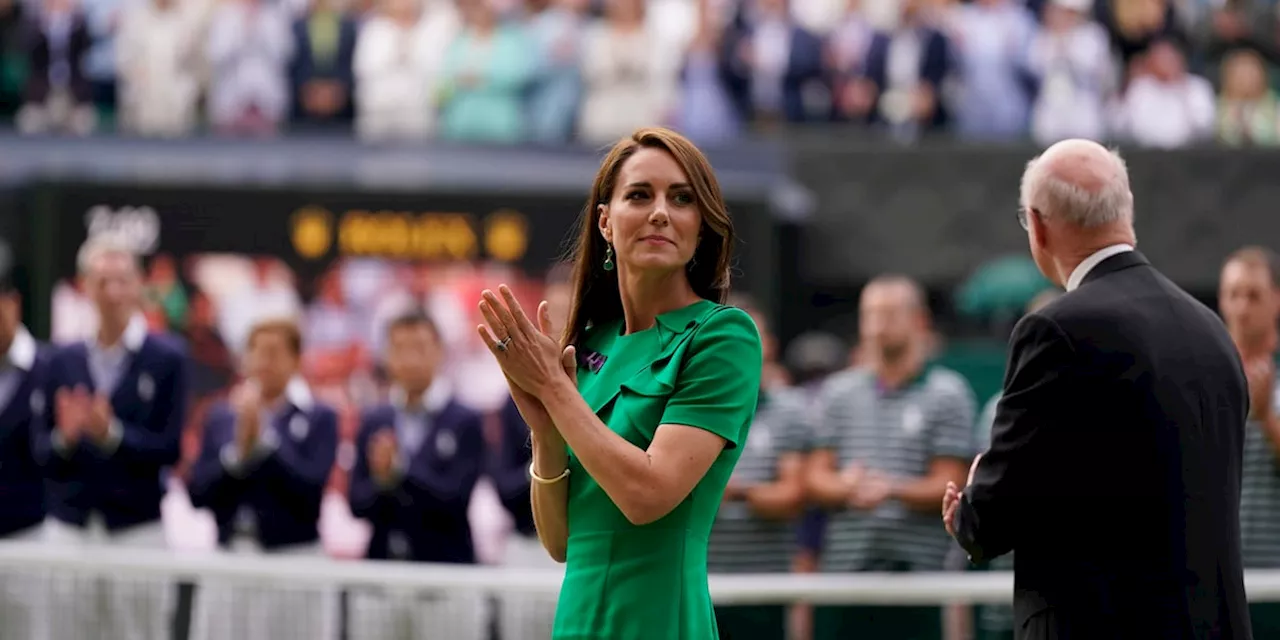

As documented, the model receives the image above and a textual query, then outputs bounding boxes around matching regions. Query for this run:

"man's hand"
[943,481,962,538]
[1246,357,1275,422]
[84,394,114,443]
[231,381,263,459]
[54,387,87,445]
[968,452,983,486]
[849,470,893,510]
[368,429,398,484]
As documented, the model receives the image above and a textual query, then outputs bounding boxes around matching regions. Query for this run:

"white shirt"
[1066,244,1133,291]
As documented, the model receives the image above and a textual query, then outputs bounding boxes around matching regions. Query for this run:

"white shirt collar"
[284,376,314,412]
[93,313,148,353]
[6,326,35,371]
[1066,244,1134,292]
[390,380,452,414]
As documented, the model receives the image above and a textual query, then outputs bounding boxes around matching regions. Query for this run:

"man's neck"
[1233,331,1277,360]
[97,322,127,349]
[872,355,924,389]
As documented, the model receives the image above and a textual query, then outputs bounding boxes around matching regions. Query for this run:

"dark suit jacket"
[188,397,338,550]
[858,28,952,130]
[33,334,189,531]
[954,251,1251,640]
[348,399,483,564]
[0,339,50,536]
[719,19,828,123]
[22,14,93,104]
[288,14,358,123]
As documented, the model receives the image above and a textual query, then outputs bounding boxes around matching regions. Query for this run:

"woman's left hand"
[477,285,567,397]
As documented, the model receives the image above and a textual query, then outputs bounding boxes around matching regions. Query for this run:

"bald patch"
[1036,139,1124,195]
[1020,139,1133,229]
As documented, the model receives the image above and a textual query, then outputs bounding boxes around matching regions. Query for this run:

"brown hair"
[1225,246,1280,289]
[247,317,303,357]
[561,127,735,347]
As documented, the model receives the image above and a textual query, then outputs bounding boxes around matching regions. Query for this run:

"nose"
[649,200,669,226]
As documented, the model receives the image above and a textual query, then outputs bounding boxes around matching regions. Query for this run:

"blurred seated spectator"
[947,0,1036,141]
[289,0,358,129]
[577,0,678,143]
[1111,37,1215,147]
[206,0,294,137]
[720,0,828,129]
[115,0,204,137]
[0,0,26,118]
[1027,0,1114,146]
[1216,47,1280,146]
[16,0,96,136]
[353,0,456,141]
[838,0,952,139]
[675,0,741,145]
[437,0,535,144]
[81,0,124,124]
[1097,0,1184,63]
[524,0,586,144]
[1194,0,1280,75]
[827,0,875,84]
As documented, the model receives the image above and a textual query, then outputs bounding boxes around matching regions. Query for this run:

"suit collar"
[89,313,148,354]
[1067,244,1134,292]
[390,381,451,414]
[1078,248,1149,288]
[6,327,35,372]
[283,376,314,412]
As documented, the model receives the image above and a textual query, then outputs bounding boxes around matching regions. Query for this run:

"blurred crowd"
[0,0,1278,146]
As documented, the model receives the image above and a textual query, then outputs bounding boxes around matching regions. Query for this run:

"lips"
[640,235,674,245]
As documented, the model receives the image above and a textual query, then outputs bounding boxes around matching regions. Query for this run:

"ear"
[597,204,612,244]
[1029,209,1049,250]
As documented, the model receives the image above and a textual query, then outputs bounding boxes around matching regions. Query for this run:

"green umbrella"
[955,255,1056,322]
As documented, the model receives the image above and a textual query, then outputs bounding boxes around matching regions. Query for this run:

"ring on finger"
[496,336,512,352]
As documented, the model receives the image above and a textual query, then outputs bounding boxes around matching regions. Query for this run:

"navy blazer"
[720,21,829,123]
[349,398,484,564]
[188,391,338,551]
[860,28,953,129]
[33,331,189,531]
[487,399,535,537]
[288,15,358,122]
[0,334,50,537]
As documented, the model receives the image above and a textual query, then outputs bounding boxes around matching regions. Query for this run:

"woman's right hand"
[506,301,578,439]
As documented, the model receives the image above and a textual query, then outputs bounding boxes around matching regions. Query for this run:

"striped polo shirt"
[814,365,977,573]
[707,387,812,573]
[1239,381,1280,568]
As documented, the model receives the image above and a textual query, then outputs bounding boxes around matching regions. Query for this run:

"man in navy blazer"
[33,236,188,640]
[187,317,339,640]
[348,310,487,640]
[0,273,53,640]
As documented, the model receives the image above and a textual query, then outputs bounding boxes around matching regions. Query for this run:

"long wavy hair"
[561,127,735,348]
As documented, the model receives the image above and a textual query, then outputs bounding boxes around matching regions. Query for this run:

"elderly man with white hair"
[942,139,1252,640]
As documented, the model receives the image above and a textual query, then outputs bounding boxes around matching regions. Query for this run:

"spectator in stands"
[35,235,189,640]
[187,318,340,640]
[216,256,302,357]
[16,0,96,135]
[805,275,975,640]
[946,0,1036,141]
[0,274,50,640]
[1111,36,1215,148]
[437,0,536,143]
[676,0,742,144]
[1216,48,1279,146]
[144,253,189,331]
[1026,0,1114,146]
[1193,0,1280,72]
[79,0,123,121]
[0,0,25,118]
[720,0,828,128]
[827,0,875,91]
[1096,0,1183,63]
[205,0,294,136]
[353,0,457,141]
[347,311,488,640]
[837,0,952,138]
[709,294,810,640]
[576,0,677,143]
[524,0,587,144]
[115,0,203,137]
[1219,246,1280,639]
[289,0,359,129]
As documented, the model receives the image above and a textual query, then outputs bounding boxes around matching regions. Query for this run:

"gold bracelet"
[529,462,570,485]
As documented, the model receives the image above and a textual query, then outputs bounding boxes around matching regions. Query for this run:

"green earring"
[603,244,615,271]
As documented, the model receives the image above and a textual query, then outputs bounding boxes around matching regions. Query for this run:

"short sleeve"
[659,307,763,448]
[777,391,816,454]
[927,373,978,460]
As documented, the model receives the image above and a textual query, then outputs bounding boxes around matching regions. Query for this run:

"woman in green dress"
[476,126,763,640]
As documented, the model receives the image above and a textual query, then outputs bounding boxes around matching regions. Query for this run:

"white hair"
[76,233,142,276]
[1019,146,1133,229]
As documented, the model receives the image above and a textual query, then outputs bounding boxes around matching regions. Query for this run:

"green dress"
[552,299,764,640]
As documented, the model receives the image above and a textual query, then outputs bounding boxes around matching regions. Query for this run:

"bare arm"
[805,448,854,508]
[738,452,807,520]
[892,457,969,511]
[530,429,570,562]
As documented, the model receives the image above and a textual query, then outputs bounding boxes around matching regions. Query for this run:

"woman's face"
[598,148,703,278]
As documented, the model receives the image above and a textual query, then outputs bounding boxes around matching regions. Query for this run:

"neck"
[870,349,924,388]
[97,317,130,348]
[1233,330,1277,359]
[1052,231,1133,287]
[617,267,701,335]
[261,386,286,405]
[402,379,432,406]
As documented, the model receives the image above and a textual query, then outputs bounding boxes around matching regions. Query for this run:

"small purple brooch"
[579,348,607,374]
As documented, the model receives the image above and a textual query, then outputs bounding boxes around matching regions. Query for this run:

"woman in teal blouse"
[476,127,763,640]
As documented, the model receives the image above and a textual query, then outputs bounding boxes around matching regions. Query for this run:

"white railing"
[3,542,1280,605]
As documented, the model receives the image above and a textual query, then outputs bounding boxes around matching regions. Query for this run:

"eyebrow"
[624,181,693,190]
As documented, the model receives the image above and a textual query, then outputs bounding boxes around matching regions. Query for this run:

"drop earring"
[603,244,615,271]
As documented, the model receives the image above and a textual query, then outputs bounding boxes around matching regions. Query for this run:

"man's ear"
[1030,210,1049,251]
[597,204,611,244]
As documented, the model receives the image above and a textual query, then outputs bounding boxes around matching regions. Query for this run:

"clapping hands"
[943,453,983,538]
